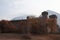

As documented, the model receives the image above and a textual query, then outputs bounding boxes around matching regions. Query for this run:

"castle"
[0,11,58,34]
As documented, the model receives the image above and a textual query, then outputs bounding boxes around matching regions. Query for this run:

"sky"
[0,0,60,20]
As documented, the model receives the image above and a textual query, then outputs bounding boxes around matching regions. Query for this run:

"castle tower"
[49,15,57,33]
[40,11,48,33]
[41,11,48,19]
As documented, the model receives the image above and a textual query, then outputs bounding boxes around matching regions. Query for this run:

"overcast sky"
[0,0,60,20]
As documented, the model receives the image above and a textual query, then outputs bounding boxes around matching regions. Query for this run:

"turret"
[49,14,57,33]
[49,14,57,19]
[41,11,48,19]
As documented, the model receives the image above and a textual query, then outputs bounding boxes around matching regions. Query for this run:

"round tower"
[42,11,48,19]
[40,11,48,33]
[49,14,57,33]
